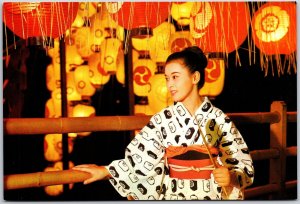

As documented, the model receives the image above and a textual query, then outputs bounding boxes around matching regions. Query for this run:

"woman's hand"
[72,164,111,185]
[213,166,231,187]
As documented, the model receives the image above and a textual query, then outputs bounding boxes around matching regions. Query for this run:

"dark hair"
[166,46,207,89]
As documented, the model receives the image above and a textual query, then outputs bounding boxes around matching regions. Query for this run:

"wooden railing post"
[269,101,287,199]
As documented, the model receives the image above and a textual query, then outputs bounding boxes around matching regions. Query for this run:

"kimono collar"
[172,97,213,118]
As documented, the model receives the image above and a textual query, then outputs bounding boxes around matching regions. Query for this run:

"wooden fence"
[3,101,297,199]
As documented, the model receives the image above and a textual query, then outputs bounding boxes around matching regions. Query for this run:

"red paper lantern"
[106,2,170,37]
[251,2,296,55]
[191,2,250,53]
[3,2,78,39]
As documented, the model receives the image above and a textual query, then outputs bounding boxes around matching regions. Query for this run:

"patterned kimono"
[105,97,254,200]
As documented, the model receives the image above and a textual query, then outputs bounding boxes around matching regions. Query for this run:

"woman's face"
[165,61,195,103]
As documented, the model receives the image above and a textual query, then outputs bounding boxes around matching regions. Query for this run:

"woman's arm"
[72,164,111,185]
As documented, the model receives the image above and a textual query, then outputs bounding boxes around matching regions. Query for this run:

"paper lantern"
[46,64,60,91]
[74,65,96,97]
[74,26,93,59]
[134,104,155,116]
[72,104,96,136]
[169,31,195,53]
[115,46,125,85]
[51,73,82,104]
[132,37,152,51]
[148,74,173,113]
[44,161,74,196]
[87,53,111,87]
[171,2,195,26]
[107,2,170,38]
[77,2,97,19]
[149,22,175,62]
[100,37,123,73]
[191,2,250,53]
[133,53,156,96]
[3,2,78,39]
[44,134,74,162]
[47,38,84,72]
[90,6,125,42]
[199,58,225,97]
[251,2,296,55]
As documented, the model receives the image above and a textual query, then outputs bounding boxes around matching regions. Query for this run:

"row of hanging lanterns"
[3,2,296,55]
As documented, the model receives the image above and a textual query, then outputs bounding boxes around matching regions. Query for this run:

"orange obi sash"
[165,145,219,179]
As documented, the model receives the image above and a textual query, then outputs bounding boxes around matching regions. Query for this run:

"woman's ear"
[192,71,201,85]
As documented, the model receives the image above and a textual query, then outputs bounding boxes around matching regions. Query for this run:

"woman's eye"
[172,75,178,79]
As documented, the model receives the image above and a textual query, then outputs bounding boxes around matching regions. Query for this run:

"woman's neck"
[182,93,204,116]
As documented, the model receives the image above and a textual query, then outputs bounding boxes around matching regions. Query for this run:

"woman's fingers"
[213,166,230,187]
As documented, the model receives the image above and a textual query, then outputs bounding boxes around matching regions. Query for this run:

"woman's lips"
[170,90,177,96]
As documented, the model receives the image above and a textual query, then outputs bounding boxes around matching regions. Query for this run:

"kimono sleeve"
[105,118,166,200]
[215,112,254,199]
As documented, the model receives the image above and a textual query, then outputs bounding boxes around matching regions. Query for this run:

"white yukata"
[105,97,254,200]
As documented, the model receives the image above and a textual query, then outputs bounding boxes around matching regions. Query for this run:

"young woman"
[73,46,254,200]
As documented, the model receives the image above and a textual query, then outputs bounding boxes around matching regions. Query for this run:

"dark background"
[2,3,297,200]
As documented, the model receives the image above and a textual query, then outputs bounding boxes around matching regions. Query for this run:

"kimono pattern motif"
[105,97,254,200]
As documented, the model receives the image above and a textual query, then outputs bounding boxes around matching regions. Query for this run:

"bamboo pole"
[4,170,91,190]
[285,146,297,156]
[244,184,279,198]
[4,168,296,197]
[250,148,280,161]
[4,116,151,135]
[287,112,297,123]
[4,112,284,135]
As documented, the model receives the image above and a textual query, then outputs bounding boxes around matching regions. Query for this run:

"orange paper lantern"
[199,58,225,97]
[169,31,195,53]
[148,74,173,113]
[107,2,170,37]
[44,134,74,162]
[171,2,195,26]
[133,54,156,96]
[251,2,296,55]
[191,2,250,53]
[87,53,111,87]
[3,2,78,39]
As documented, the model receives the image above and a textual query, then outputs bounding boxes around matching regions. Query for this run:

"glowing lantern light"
[133,52,156,96]
[134,104,154,116]
[47,38,84,73]
[44,161,74,196]
[3,2,78,39]
[169,31,195,53]
[252,2,296,55]
[46,64,60,91]
[132,37,152,52]
[171,2,195,26]
[191,2,250,53]
[199,58,225,97]
[72,104,96,136]
[149,22,175,63]
[44,134,74,162]
[51,73,82,105]
[115,46,125,85]
[148,74,173,113]
[107,2,170,38]
[90,7,125,43]
[87,53,110,87]
[100,37,123,74]
[74,26,93,59]
[74,65,96,97]
[77,2,97,19]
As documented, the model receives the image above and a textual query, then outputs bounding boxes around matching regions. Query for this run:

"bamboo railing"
[3,101,297,199]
